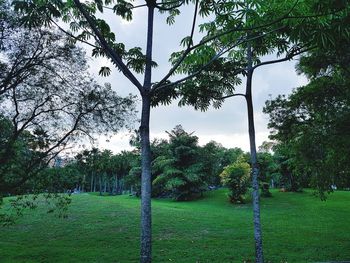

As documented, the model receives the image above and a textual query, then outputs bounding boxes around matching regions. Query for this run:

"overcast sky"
[79,4,308,153]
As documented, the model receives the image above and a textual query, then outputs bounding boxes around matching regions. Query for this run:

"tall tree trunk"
[140,95,152,263]
[114,175,118,195]
[93,176,96,192]
[140,3,155,262]
[90,172,94,192]
[245,44,264,263]
[116,176,121,195]
[82,174,86,192]
[108,179,113,195]
[99,175,102,196]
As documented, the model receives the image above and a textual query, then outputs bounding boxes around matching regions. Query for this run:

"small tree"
[220,157,251,204]
[152,125,206,201]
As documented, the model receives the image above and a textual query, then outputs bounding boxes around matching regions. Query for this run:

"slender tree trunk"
[140,96,152,263]
[109,179,113,195]
[140,3,155,262]
[114,175,118,195]
[121,179,124,194]
[93,176,96,192]
[99,175,102,196]
[116,176,120,195]
[82,175,86,192]
[90,172,94,192]
[245,44,264,263]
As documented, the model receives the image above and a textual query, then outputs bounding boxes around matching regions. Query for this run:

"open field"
[1,189,350,263]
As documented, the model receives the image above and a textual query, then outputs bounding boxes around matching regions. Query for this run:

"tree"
[0,4,136,197]
[199,141,243,187]
[35,162,84,193]
[152,125,206,200]
[256,152,275,197]
[264,32,350,196]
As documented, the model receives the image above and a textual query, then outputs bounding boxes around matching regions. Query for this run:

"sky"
[79,3,308,153]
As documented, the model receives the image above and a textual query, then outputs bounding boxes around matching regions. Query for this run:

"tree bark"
[139,2,155,262]
[114,175,118,194]
[99,175,102,196]
[93,176,96,192]
[245,44,264,263]
[115,176,120,195]
[140,95,152,263]
[90,173,94,192]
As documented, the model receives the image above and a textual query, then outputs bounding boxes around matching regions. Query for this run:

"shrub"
[220,159,251,203]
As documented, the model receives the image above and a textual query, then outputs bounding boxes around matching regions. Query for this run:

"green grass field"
[1,189,350,263]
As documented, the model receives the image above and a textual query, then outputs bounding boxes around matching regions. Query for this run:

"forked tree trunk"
[245,44,264,263]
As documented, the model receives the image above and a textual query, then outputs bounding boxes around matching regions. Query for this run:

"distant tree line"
[25,124,343,203]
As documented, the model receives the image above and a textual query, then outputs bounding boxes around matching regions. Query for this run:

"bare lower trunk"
[246,45,264,263]
[114,175,118,195]
[99,175,102,196]
[140,95,152,263]
[90,173,94,192]
[116,176,121,195]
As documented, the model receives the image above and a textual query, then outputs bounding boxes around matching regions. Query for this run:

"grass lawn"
[1,189,350,263]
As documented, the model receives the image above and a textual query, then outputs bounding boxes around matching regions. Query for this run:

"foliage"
[264,32,350,196]
[220,157,251,203]
[257,152,276,197]
[0,2,136,225]
[152,125,206,201]
[0,6,136,196]
[199,141,243,186]
[0,193,71,226]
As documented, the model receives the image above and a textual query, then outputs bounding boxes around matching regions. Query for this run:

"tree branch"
[213,93,246,100]
[155,0,184,11]
[154,0,199,88]
[252,45,317,70]
[72,0,143,93]
[49,18,98,49]
[152,26,283,93]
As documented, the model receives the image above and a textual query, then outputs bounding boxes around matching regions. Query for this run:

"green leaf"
[99,66,111,77]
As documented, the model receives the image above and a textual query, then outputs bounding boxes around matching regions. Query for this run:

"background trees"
[0,2,136,197]
[264,42,350,196]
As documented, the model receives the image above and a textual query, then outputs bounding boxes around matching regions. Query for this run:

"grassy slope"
[0,189,349,263]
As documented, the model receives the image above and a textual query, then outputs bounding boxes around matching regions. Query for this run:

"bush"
[220,159,251,203]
